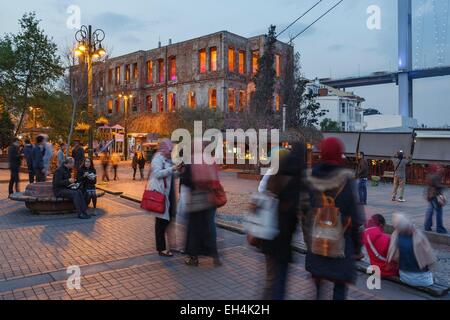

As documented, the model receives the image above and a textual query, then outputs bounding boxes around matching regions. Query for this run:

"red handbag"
[211,180,227,208]
[141,176,167,214]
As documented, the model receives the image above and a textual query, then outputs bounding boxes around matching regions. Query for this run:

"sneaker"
[392,197,396,202]
[398,198,406,202]
[78,213,91,219]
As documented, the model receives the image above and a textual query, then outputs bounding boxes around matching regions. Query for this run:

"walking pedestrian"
[42,135,53,177]
[388,214,437,287]
[424,165,447,234]
[57,143,67,168]
[77,158,98,216]
[183,142,226,267]
[8,138,22,197]
[392,150,410,202]
[132,151,146,180]
[23,139,34,183]
[71,140,85,177]
[305,137,365,300]
[111,152,120,181]
[100,151,110,182]
[356,151,369,205]
[259,143,307,300]
[32,136,46,182]
[146,139,181,257]
[53,157,90,219]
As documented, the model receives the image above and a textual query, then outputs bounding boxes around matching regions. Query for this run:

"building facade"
[75,31,293,119]
[307,79,365,132]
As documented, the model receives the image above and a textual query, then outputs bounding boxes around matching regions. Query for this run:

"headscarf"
[387,214,437,270]
[319,137,345,166]
[159,138,173,158]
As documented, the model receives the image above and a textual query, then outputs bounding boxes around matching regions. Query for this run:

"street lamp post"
[74,25,106,159]
[118,92,133,160]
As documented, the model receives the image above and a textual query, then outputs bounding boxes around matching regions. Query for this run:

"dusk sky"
[1,0,449,126]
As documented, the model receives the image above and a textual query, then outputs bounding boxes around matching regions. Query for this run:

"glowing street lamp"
[117,91,133,160]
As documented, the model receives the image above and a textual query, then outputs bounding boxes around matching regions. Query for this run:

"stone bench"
[382,171,395,183]
[357,260,449,298]
[9,182,105,215]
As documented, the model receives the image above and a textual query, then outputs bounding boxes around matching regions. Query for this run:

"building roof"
[308,80,365,102]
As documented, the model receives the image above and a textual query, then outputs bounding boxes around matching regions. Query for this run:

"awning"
[359,132,413,159]
[317,132,360,156]
[413,138,450,163]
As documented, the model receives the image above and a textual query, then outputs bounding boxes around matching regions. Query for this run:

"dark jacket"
[72,146,85,168]
[77,166,97,191]
[8,145,22,170]
[53,165,72,194]
[32,145,45,171]
[305,163,365,283]
[132,155,146,169]
[356,158,369,179]
[23,144,34,168]
[426,173,445,206]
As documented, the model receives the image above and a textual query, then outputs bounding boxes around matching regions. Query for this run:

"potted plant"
[371,175,381,187]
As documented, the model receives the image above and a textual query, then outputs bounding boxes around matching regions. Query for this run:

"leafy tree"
[0,111,15,150]
[250,25,277,116]
[320,118,341,131]
[0,12,63,135]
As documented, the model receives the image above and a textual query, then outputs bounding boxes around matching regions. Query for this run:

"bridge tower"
[398,0,413,118]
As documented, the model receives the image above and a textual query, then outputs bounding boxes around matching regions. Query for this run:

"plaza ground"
[0,166,449,300]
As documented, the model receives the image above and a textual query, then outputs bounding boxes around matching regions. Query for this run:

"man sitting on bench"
[53,157,90,219]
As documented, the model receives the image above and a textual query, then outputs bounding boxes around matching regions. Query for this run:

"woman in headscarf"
[260,143,307,300]
[387,214,437,287]
[305,137,365,300]
[363,214,399,277]
[147,139,182,257]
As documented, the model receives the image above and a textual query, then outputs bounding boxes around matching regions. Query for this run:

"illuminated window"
[115,99,120,113]
[228,89,235,112]
[210,47,217,72]
[108,69,113,84]
[228,48,235,72]
[252,51,260,75]
[188,91,196,109]
[275,54,281,77]
[133,63,138,80]
[125,64,131,83]
[146,95,153,112]
[131,97,138,112]
[146,61,153,84]
[169,57,177,81]
[199,49,207,74]
[209,89,217,109]
[168,92,176,112]
[158,59,165,83]
[239,90,246,110]
[238,50,246,74]
[274,94,281,112]
[108,100,113,114]
[157,94,164,112]
[115,66,121,85]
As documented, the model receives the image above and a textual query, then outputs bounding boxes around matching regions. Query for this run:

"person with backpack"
[424,165,447,234]
[392,150,410,202]
[305,137,365,300]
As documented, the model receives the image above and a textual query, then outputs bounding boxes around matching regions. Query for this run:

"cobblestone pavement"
[0,180,445,300]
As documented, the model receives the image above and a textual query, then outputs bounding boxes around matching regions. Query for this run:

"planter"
[371,176,381,187]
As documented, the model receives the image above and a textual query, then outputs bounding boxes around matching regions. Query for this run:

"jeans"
[55,189,88,216]
[315,279,348,300]
[27,165,35,183]
[263,254,289,300]
[133,167,144,179]
[358,178,368,205]
[8,168,20,195]
[425,200,447,234]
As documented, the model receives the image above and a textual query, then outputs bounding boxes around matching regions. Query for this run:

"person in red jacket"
[363,214,399,277]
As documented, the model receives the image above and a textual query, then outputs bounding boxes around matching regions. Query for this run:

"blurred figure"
[260,143,306,300]
[183,142,226,267]
[392,150,410,202]
[8,138,22,197]
[100,151,110,182]
[110,152,120,181]
[363,214,399,277]
[32,135,46,182]
[72,140,85,177]
[424,165,447,234]
[388,214,437,287]
[132,151,146,180]
[305,137,365,300]
[41,135,53,177]
[77,158,98,216]
[147,139,180,257]
[53,157,90,220]
[356,151,369,205]
[57,143,67,168]
[23,139,34,183]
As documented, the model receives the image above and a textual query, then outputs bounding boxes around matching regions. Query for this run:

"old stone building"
[83,31,293,118]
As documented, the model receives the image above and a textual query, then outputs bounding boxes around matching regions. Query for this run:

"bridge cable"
[289,0,345,43]
[277,0,324,39]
